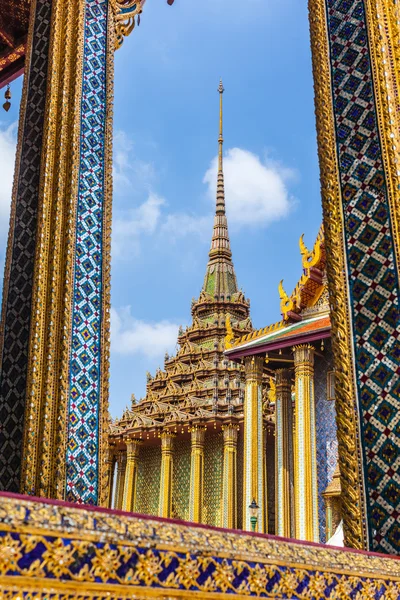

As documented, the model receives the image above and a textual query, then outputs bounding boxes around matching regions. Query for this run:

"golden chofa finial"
[299,233,309,258]
[278,279,294,321]
[299,233,322,270]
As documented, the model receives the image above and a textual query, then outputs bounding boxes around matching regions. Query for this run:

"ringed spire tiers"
[203,81,238,298]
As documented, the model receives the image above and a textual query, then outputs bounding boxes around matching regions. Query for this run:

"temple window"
[327,371,335,401]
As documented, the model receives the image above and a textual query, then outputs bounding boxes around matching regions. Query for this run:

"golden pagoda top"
[202,79,239,300]
[110,83,254,440]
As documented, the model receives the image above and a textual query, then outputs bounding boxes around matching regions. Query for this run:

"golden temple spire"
[202,81,238,297]
[218,78,224,175]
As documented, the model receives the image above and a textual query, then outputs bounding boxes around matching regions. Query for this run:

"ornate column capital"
[117,449,127,466]
[244,355,264,382]
[160,431,176,453]
[190,426,206,448]
[222,423,238,445]
[124,438,142,459]
[292,344,315,370]
[275,368,292,387]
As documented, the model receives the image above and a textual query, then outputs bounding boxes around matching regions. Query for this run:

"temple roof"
[110,83,255,439]
[226,313,330,358]
[0,0,30,87]
[225,226,330,359]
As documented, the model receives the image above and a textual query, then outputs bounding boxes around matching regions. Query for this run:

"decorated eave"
[0,0,30,88]
[226,313,331,360]
[225,226,331,361]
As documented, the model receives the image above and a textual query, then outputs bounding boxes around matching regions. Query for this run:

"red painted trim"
[0,490,398,561]
[0,59,24,89]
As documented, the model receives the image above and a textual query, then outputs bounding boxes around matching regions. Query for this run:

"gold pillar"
[243,356,265,533]
[159,431,175,518]
[122,439,141,512]
[107,452,116,509]
[221,424,238,529]
[293,344,318,542]
[323,463,342,541]
[275,369,293,538]
[114,451,126,510]
[263,428,268,533]
[189,426,205,523]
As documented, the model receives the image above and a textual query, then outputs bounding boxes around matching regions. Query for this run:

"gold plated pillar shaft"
[275,369,293,538]
[159,431,175,518]
[189,426,205,523]
[114,451,126,510]
[221,424,238,529]
[122,439,141,512]
[107,453,116,509]
[243,356,265,532]
[293,345,318,542]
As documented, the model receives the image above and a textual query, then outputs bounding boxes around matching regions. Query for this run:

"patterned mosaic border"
[0,0,52,493]
[322,0,400,554]
[66,0,109,505]
[0,494,399,598]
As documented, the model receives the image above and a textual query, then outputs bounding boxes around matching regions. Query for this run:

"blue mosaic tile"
[66,0,108,505]
[325,0,400,553]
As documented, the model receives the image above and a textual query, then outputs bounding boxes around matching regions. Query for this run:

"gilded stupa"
[108,82,276,530]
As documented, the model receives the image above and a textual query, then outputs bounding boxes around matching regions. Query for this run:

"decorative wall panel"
[172,438,190,521]
[0,0,52,493]
[315,346,337,542]
[135,446,161,516]
[204,431,223,526]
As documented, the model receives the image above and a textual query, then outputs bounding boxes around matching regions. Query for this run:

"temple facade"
[109,85,341,542]
[108,83,276,532]
[226,227,342,543]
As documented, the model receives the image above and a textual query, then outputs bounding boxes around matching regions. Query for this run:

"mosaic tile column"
[189,426,205,523]
[158,431,175,518]
[114,450,126,510]
[309,0,400,553]
[0,0,144,504]
[275,369,293,538]
[122,439,141,512]
[221,424,238,529]
[293,345,319,542]
[243,356,265,533]
[0,0,53,494]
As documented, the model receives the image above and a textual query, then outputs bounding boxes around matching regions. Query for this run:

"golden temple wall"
[172,438,191,520]
[203,431,224,526]
[135,446,161,516]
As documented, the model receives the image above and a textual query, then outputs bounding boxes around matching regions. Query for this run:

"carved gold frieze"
[0,495,399,598]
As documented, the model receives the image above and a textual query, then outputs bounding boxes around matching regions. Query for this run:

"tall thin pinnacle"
[215,79,226,217]
[202,80,238,297]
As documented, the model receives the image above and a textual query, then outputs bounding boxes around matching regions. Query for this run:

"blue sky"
[0,0,322,417]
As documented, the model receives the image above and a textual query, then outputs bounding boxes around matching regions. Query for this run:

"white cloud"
[203,147,294,227]
[0,123,17,242]
[161,212,212,241]
[112,193,165,257]
[111,306,180,358]
[113,129,155,192]
[112,195,212,258]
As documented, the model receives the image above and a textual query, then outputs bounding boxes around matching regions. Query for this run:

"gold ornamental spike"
[299,233,309,257]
